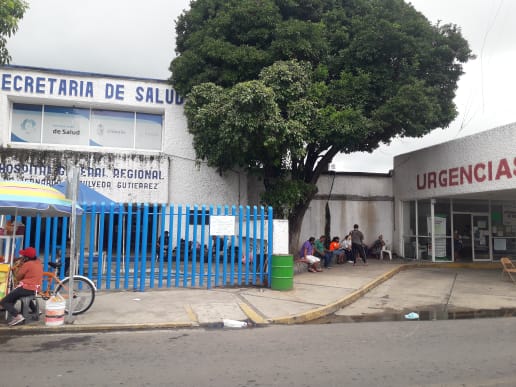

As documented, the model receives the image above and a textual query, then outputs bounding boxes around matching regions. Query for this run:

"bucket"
[271,254,294,291]
[45,296,66,326]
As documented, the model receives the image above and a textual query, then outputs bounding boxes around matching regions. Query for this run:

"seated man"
[370,234,386,259]
[313,235,332,269]
[0,247,43,326]
[329,236,345,265]
[157,231,170,256]
[299,237,322,272]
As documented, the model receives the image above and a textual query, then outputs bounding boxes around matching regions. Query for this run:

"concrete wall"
[300,172,394,250]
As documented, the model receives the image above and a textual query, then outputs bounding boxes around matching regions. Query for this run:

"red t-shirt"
[15,259,43,291]
[329,241,340,251]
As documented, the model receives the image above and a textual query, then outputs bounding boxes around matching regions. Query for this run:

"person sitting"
[329,236,345,265]
[0,247,43,326]
[157,231,170,256]
[370,234,386,259]
[299,237,323,272]
[342,233,354,263]
[313,235,332,269]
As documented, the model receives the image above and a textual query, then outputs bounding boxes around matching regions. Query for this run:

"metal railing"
[8,203,273,291]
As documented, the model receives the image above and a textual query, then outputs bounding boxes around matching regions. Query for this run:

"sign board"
[272,219,289,254]
[210,216,236,236]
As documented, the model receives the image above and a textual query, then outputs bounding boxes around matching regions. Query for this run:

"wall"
[300,172,394,250]
[0,66,245,206]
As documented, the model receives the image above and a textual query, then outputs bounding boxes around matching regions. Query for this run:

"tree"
[170,0,473,252]
[0,0,28,64]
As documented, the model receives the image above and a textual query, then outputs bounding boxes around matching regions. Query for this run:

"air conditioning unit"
[328,163,337,172]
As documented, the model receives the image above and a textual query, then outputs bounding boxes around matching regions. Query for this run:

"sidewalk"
[1,259,513,334]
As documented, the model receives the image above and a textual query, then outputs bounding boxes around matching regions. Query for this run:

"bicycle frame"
[40,270,97,299]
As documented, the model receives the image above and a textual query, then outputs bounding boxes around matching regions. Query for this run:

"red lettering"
[460,166,472,184]
[428,172,437,188]
[495,158,512,180]
[449,167,459,186]
[438,170,447,186]
[417,173,426,190]
[474,163,486,182]
[488,161,493,180]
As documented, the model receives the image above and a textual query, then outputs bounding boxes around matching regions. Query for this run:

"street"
[2,317,516,387]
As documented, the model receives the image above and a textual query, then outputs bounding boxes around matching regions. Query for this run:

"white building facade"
[0,66,245,206]
[393,123,516,262]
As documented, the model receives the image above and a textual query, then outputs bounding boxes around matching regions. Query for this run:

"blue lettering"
[85,82,93,97]
[48,78,57,94]
[115,84,124,100]
[135,86,144,102]
[57,166,66,176]
[175,93,184,105]
[106,83,124,100]
[35,77,45,94]
[165,89,174,104]
[155,88,163,104]
[69,80,78,96]
[13,75,22,91]
[2,74,11,90]
[145,88,154,103]
[58,79,67,95]
[24,76,34,93]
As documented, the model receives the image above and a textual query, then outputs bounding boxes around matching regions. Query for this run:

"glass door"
[472,214,490,261]
[453,213,471,262]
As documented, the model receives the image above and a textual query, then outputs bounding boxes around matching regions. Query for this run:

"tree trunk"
[324,202,331,243]
[288,198,312,256]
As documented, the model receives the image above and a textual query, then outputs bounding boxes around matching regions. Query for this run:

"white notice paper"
[210,216,236,236]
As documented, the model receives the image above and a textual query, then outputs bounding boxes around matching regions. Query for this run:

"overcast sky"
[6,0,515,173]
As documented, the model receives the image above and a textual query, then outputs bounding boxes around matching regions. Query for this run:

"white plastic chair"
[381,245,392,260]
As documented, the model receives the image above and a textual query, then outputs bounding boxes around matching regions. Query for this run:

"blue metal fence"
[4,203,273,291]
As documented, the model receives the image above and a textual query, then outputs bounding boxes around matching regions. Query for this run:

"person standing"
[0,247,43,326]
[299,237,323,272]
[350,224,367,266]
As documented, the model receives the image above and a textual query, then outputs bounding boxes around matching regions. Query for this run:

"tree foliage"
[170,0,472,248]
[0,0,28,64]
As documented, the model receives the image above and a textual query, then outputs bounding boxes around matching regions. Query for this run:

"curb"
[0,321,198,336]
[0,261,502,334]
[239,302,269,326]
[269,264,409,324]
[268,261,502,324]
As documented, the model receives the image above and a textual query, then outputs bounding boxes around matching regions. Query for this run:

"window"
[10,103,162,151]
[11,103,42,143]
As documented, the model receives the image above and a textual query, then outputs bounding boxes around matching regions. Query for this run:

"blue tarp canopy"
[53,182,120,213]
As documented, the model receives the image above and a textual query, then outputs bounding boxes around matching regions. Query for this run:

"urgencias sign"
[417,157,516,190]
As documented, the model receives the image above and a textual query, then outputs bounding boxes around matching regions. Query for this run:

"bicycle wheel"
[55,276,95,315]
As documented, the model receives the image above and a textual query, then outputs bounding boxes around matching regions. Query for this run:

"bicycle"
[40,261,96,315]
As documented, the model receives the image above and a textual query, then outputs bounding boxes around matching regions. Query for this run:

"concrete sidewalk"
[1,259,514,333]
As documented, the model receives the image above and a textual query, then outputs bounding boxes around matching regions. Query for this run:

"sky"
[6,0,516,173]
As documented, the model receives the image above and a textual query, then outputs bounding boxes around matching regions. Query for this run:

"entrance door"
[453,213,472,262]
[453,213,491,261]
[472,214,490,261]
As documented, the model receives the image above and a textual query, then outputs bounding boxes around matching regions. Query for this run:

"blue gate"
[5,203,273,290]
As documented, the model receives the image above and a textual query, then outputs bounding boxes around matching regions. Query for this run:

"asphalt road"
[3,317,516,387]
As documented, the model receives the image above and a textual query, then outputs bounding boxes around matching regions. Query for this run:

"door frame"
[452,211,491,262]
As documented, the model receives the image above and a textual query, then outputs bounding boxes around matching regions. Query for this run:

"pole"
[66,166,80,322]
